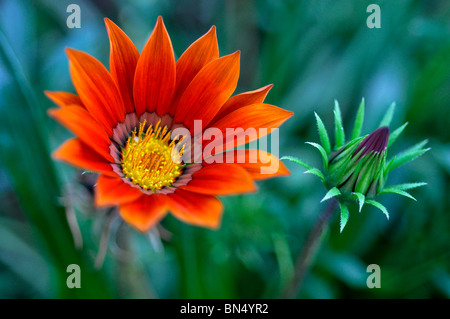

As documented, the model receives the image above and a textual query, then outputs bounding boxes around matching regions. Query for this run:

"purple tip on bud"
[352,126,390,160]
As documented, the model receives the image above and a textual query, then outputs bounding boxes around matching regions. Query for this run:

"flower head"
[283,99,429,232]
[47,17,292,232]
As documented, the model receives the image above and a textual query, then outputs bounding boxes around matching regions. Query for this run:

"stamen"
[121,120,185,191]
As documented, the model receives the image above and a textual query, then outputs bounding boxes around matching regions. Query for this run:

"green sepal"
[384,182,427,191]
[314,112,331,154]
[353,155,379,194]
[280,156,313,170]
[366,200,389,220]
[339,203,350,233]
[333,100,345,149]
[388,122,408,147]
[306,142,329,171]
[304,168,326,183]
[321,187,341,203]
[379,102,396,127]
[351,192,365,212]
[387,140,430,172]
[351,98,365,140]
[379,187,416,201]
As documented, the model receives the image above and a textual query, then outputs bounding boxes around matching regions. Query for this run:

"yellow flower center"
[121,120,184,191]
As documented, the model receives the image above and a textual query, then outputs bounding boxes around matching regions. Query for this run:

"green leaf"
[351,98,365,140]
[366,200,389,220]
[379,188,416,201]
[388,122,408,147]
[352,192,365,212]
[379,102,396,127]
[304,168,326,183]
[334,100,345,149]
[340,203,350,233]
[280,156,313,170]
[306,142,329,170]
[321,187,341,202]
[314,112,331,154]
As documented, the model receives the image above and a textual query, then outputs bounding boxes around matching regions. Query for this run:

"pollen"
[121,120,185,191]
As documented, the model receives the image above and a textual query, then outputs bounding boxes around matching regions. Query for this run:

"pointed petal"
[206,103,293,151]
[105,18,139,114]
[205,150,290,180]
[45,91,84,108]
[119,194,168,232]
[170,26,219,116]
[210,84,273,125]
[48,106,112,161]
[133,16,176,116]
[53,138,117,177]
[66,48,125,135]
[95,175,143,208]
[180,163,256,195]
[167,189,223,229]
[174,51,240,131]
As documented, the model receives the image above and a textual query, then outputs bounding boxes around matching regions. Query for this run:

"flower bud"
[327,126,389,198]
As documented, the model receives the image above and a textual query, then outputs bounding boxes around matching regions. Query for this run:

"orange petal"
[95,175,143,207]
[48,106,112,161]
[53,138,117,177]
[169,26,219,116]
[167,189,223,229]
[45,91,84,108]
[206,103,293,152]
[66,48,125,136]
[180,163,256,195]
[105,18,140,114]
[133,16,176,117]
[210,84,273,125]
[174,51,240,131]
[206,150,290,180]
[119,194,168,232]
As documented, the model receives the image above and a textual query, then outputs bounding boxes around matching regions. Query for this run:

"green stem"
[281,198,339,298]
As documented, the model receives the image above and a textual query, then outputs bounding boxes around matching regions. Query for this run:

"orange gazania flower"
[46,17,293,232]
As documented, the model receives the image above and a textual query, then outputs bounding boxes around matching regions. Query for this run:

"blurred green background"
[0,0,449,298]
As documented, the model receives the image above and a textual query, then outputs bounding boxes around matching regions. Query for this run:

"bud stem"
[280,198,339,299]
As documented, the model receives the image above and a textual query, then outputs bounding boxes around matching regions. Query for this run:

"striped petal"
[205,149,290,180]
[53,138,117,177]
[205,103,293,152]
[133,16,176,117]
[45,91,83,109]
[95,175,144,208]
[48,106,112,161]
[168,189,223,229]
[210,84,273,125]
[174,51,240,131]
[66,48,125,136]
[170,26,219,116]
[180,163,256,195]
[119,194,168,232]
[105,18,139,114]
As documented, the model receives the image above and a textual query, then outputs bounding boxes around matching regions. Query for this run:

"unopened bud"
[327,126,390,198]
